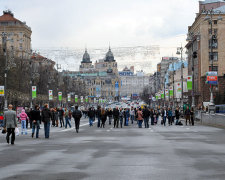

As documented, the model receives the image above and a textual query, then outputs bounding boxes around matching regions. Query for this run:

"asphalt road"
[0,118,225,180]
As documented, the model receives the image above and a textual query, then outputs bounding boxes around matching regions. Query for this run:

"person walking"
[4,104,17,145]
[107,108,113,125]
[168,108,173,126]
[161,107,168,126]
[185,106,191,126]
[30,105,41,138]
[54,108,59,127]
[88,107,95,126]
[100,108,107,128]
[130,107,135,124]
[154,109,160,125]
[64,108,71,128]
[150,108,155,126]
[175,107,180,125]
[125,108,130,126]
[58,107,64,128]
[72,106,82,133]
[137,108,143,128]
[119,108,124,128]
[20,109,28,135]
[41,104,52,139]
[190,107,194,126]
[143,106,150,128]
[113,107,119,128]
[50,108,56,127]
[96,106,101,128]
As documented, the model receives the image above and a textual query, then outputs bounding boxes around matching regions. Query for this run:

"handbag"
[2,128,6,134]
[15,127,20,136]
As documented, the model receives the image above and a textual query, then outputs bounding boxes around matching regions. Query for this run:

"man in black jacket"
[143,106,150,128]
[30,105,41,138]
[88,107,95,127]
[72,106,82,133]
[42,104,52,138]
[113,107,119,128]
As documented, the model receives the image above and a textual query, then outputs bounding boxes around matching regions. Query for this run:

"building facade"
[186,0,225,106]
[119,67,150,99]
[0,10,32,59]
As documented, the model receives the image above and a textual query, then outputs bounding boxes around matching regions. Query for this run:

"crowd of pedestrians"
[1,103,195,145]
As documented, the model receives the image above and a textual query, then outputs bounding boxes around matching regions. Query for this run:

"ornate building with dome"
[66,47,121,102]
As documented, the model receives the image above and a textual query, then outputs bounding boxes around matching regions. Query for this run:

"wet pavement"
[0,118,225,180]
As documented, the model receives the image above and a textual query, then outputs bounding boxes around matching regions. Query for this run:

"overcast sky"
[0,0,199,49]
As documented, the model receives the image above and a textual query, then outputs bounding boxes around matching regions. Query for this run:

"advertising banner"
[206,71,218,85]
[32,86,36,99]
[187,76,192,90]
[49,90,53,100]
[58,92,62,101]
[0,86,4,96]
[75,95,78,103]
[80,96,83,103]
[94,98,97,104]
[85,96,88,103]
[165,89,169,99]
[161,90,164,99]
[169,86,173,97]
[67,94,71,102]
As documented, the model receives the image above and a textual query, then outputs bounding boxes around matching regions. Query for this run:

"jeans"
[151,117,154,125]
[44,122,50,138]
[97,117,101,128]
[168,116,172,125]
[144,117,149,128]
[163,116,166,126]
[89,118,94,126]
[6,128,15,144]
[138,120,143,128]
[32,120,40,138]
[125,117,129,126]
[0,120,3,128]
[59,116,64,127]
[119,116,123,128]
[130,115,134,124]
[21,120,27,134]
[175,118,179,125]
[114,117,119,128]
[65,117,71,128]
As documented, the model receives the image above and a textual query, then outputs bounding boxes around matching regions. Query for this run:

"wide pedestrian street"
[0,118,225,180]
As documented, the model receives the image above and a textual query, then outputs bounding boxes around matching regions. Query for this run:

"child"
[20,109,28,135]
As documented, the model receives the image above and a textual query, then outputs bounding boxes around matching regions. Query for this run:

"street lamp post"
[203,9,222,108]
[176,45,184,112]
[2,32,8,109]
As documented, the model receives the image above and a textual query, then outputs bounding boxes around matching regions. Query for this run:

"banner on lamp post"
[75,95,78,103]
[161,90,164,99]
[156,93,158,100]
[67,94,71,102]
[0,86,4,96]
[165,89,169,99]
[176,82,182,98]
[158,92,161,100]
[187,76,192,90]
[58,92,62,101]
[169,87,173,97]
[49,90,53,100]
[94,98,97,104]
[85,96,88,103]
[32,86,36,99]
[80,96,83,103]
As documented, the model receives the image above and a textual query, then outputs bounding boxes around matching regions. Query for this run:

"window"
[209,52,218,61]
[209,66,218,71]
[214,20,217,25]
[209,39,218,49]
[208,29,218,35]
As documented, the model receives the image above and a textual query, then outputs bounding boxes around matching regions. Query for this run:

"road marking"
[61,122,91,132]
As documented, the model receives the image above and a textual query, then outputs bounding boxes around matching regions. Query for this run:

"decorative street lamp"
[176,45,185,112]
[203,8,222,108]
